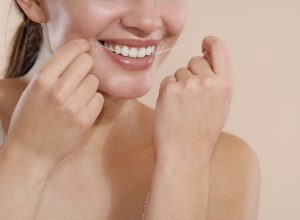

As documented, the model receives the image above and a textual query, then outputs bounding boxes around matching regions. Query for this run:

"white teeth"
[115,45,121,54]
[102,41,156,58]
[109,44,114,51]
[129,48,138,58]
[146,47,152,56]
[138,47,146,58]
[121,46,129,56]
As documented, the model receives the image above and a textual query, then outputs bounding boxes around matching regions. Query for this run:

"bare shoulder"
[211,131,260,170]
[208,131,261,220]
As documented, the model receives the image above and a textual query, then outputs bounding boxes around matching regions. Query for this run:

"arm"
[0,141,54,220]
[143,153,210,220]
[143,134,261,220]
[146,35,234,220]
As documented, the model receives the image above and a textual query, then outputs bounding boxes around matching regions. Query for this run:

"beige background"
[1,0,300,219]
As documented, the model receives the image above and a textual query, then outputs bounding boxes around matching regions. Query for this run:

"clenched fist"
[153,36,233,163]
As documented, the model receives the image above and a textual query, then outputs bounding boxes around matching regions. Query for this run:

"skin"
[0,0,260,219]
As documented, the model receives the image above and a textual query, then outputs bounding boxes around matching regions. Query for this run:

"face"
[40,0,187,99]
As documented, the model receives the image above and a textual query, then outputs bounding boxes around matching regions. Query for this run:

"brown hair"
[4,0,43,78]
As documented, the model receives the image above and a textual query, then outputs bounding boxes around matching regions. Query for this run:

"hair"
[4,0,43,79]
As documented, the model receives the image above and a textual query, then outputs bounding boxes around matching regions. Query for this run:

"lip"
[100,38,161,47]
[99,39,160,71]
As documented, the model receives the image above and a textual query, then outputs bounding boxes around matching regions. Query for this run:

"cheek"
[162,0,187,36]
[48,1,126,50]
[156,1,187,65]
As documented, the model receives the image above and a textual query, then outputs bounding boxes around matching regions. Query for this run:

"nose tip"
[140,16,163,34]
[121,2,163,34]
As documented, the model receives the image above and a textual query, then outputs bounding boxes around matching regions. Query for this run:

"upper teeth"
[103,42,156,58]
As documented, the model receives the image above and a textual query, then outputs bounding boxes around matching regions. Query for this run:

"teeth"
[146,47,152,56]
[138,47,146,58]
[101,41,156,58]
[121,46,129,56]
[129,48,138,58]
[115,45,121,54]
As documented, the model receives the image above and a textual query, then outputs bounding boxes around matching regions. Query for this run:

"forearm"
[0,141,54,220]
[143,153,211,220]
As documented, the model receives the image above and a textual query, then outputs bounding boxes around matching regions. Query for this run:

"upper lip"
[99,39,161,47]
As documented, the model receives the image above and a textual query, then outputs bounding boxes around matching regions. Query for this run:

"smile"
[99,41,156,58]
[98,40,158,58]
[98,39,160,71]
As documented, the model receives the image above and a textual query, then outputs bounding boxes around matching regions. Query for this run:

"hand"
[153,36,233,163]
[3,38,104,164]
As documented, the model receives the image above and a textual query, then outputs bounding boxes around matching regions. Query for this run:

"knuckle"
[65,100,80,116]
[185,77,200,89]
[76,115,91,129]
[32,74,50,89]
[159,76,176,94]
[53,93,66,106]
[201,76,214,87]
[51,87,67,105]
[164,83,180,94]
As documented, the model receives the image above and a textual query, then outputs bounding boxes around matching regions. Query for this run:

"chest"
[34,149,155,220]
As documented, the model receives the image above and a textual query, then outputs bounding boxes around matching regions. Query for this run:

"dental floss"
[154,41,199,55]
[101,41,199,55]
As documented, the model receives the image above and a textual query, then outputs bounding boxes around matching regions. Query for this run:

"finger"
[76,74,100,108]
[57,53,94,93]
[187,56,214,76]
[82,92,104,127]
[203,51,212,67]
[202,36,231,80]
[159,75,176,93]
[38,39,91,82]
[174,67,194,82]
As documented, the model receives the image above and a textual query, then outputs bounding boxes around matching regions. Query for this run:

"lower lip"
[101,46,155,71]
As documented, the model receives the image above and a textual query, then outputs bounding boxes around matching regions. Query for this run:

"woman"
[0,0,260,219]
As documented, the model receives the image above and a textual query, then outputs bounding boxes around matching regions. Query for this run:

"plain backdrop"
[1,0,300,219]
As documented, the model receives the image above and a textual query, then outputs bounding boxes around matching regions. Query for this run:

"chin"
[96,70,155,100]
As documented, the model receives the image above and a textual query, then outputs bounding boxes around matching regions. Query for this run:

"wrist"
[155,151,211,177]
[0,140,55,180]
[155,146,212,169]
